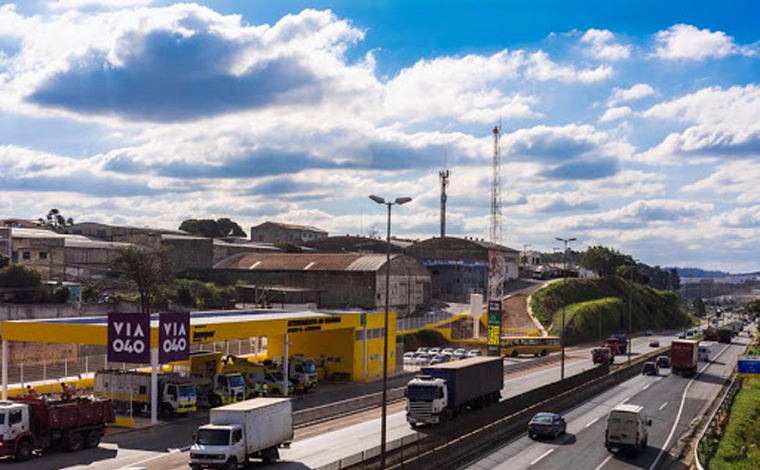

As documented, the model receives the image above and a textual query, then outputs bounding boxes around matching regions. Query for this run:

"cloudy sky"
[1,1,759,272]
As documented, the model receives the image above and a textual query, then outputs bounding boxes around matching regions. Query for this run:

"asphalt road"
[460,333,752,470]
[3,331,682,470]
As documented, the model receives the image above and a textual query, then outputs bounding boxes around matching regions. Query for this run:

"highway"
[3,332,684,470]
[459,333,751,470]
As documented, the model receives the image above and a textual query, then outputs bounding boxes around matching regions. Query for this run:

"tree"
[580,245,629,277]
[668,268,681,291]
[616,264,650,284]
[179,218,246,238]
[275,242,303,253]
[0,264,44,302]
[748,299,760,317]
[109,247,173,314]
[38,208,74,231]
[0,254,9,269]
[693,297,707,317]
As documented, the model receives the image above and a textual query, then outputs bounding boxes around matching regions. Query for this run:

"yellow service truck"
[189,351,246,407]
[94,370,197,418]
[222,355,294,397]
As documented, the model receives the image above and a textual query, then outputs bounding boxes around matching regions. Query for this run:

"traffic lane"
[461,336,747,470]
[461,371,662,470]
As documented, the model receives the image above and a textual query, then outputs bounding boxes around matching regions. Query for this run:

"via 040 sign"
[159,312,190,363]
[108,312,151,363]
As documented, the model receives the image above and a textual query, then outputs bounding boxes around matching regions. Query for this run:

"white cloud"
[48,0,158,10]
[683,161,760,204]
[599,106,632,122]
[525,51,613,83]
[640,85,760,164]
[608,83,656,106]
[552,199,713,231]
[653,24,756,60]
[580,29,631,61]
[715,206,760,228]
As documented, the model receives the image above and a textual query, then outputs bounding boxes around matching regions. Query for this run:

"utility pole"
[556,237,576,381]
[439,169,450,238]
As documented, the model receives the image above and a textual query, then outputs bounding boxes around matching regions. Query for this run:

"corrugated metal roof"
[214,253,396,272]
[254,221,328,234]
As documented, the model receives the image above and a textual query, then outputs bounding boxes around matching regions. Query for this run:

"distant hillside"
[530,277,693,345]
[671,267,731,278]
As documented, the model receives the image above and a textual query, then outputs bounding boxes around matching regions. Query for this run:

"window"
[10,410,22,425]
[139,385,147,395]
[233,429,242,443]
[22,251,30,260]
[39,252,48,260]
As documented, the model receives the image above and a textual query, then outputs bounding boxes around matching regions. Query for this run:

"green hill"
[529,276,693,345]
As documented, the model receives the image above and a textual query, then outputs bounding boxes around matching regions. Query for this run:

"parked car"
[642,361,659,376]
[656,355,671,369]
[527,412,566,439]
[411,352,430,365]
[403,352,415,363]
[467,350,483,357]
[416,347,429,354]
[429,354,452,365]
[453,349,468,360]
[649,340,660,347]
[429,347,442,356]
[645,330,653,336]
[441,348,455,356]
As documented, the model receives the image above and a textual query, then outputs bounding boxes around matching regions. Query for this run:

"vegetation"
[581,245,630,278]
[694,297,707,317]
[173,279,236,309]
[37,208,74,231]
[530,276,692,345]
[0,254,8,269]
[0,264,44,303]
[709,378,760,470]
[109,246,173,313]
[275,242,303,253]
[748,299,760,318]
[179,218,246,238]
[401,329,448,351]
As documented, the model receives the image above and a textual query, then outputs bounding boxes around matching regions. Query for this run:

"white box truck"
[189,398,293,470]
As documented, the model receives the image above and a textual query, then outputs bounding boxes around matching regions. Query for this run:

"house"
[249,221,328,244]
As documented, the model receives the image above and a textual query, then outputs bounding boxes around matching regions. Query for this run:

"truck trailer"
[189,398,293,470]
[0,396,114,461]
[405,356,503,426]
[671,340,699,376]
[95,370,197,417]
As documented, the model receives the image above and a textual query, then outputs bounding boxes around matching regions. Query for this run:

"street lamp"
[369,194,412,470]
[628,258,640,364]
[556,237,576,381]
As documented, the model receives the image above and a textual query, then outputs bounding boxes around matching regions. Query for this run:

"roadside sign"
[159,312,190,363]
[360,313,367,327]
[487,299,502,356]
[108,312,151,363]
[738,355,760,378]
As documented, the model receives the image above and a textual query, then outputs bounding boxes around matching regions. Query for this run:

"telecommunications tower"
[488,125,503,301]
[439,169,450,238]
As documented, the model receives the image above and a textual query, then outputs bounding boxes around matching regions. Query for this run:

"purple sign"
[159,312,190,363]
[108,312,151,363]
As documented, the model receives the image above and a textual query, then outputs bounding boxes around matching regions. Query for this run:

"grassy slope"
[711,378,760,470]
[530,276,693,344]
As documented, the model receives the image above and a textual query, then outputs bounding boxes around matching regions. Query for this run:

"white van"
[605,404,651,454]
[698,345,710,362]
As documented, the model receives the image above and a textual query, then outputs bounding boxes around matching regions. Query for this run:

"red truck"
[671,340,699,377]
[606,334,628,355]
[0,396,114,461]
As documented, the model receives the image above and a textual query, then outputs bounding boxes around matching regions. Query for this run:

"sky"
[1,1,759,273]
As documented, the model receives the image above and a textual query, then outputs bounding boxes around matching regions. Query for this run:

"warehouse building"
[302,235,411,254]
[250,221,328,244]
[214,253,431,315]
[405,236,520,302]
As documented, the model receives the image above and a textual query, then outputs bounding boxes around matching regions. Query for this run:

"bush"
[173,279,236,309]
[51,286,72,303]
[710,378,760,470]
[0,264,44,303]
[81,283,100,302]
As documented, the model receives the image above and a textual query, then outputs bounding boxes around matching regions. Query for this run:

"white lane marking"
[643,384,651,390]
[530,449,554,466]
[648,342,733,470]
[593,455,612,470]
[656,377,664,382]
[617,396,630,406]
[659,402,668,411]
[585,416,601,428]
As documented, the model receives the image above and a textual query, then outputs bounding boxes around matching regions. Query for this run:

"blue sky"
[1,0,759,272]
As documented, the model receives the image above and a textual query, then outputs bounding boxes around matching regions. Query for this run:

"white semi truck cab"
[406,376,448,425]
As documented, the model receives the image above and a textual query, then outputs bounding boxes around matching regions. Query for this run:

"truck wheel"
[209,395,222,408]
[511,350,519,358]
[262,447,278,464]
[84,431,101,449]
[541,349,548,357]
[226,457,238,470]
[66,432,84,452]
[159,404,174,419]
[14,440,33,461]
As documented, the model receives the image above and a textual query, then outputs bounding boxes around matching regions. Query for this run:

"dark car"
[656,355,671,369]
[642,361,659,375]
[528,412,566,439]
[649,340,660,347]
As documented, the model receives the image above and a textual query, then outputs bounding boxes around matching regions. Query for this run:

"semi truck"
[0,396,114,461]
[189,351,246,407]
[671,340,699,376]
[405,356,503,426]
[704,327,718,341]
[717,328,733,344]
[189,398,293,470]
[95,370,197,417]
[606,334,628,354]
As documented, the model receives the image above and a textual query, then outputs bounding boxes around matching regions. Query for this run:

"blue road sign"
[737,355,760,378]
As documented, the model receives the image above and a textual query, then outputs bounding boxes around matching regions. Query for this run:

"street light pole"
[555,237,576,381]
[369,194,412,470]
[628,258,639,364]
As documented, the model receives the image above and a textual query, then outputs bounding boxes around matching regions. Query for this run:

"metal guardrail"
[694,374,741,470]
[396,313,455,333]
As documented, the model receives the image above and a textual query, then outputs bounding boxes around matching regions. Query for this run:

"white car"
[429,347,442,355]
[403,352,415,363]
[441,348,455,355]
[467,350,483,357]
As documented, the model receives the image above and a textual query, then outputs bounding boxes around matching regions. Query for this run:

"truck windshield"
[302,361,316,374]
[0,412,5,426]
[229,375,245,388]
[196,429,230,446]
[180,385,196,397]
[407,386,441,401]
